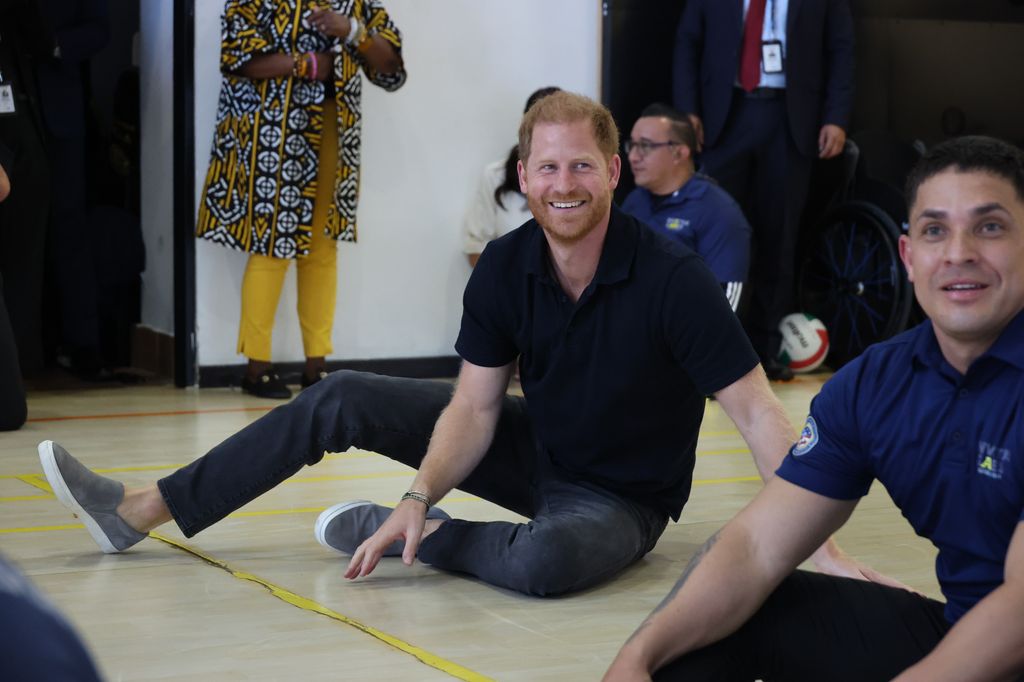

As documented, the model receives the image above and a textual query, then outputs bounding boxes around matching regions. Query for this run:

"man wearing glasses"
[621,104,751,312]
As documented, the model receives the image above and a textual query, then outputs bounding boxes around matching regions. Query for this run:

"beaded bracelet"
[291,52,309,79]
[400,490,431,507]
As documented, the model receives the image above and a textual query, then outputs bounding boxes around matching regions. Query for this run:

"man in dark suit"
[34,0,109,376]
[0,0,53,376]
[673,0,854,380]
[0,146,28,431]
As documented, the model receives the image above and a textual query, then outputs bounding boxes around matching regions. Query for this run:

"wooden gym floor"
[0,376,939,680]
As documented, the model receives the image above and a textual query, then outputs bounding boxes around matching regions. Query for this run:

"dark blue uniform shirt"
[456,207,758,518]
[620,174,751,284]
[777,310,1024,623]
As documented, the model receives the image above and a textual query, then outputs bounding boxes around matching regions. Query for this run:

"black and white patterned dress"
[196,0,405,259]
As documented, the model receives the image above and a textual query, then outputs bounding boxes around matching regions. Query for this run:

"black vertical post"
[600,0,687,202]
[173,0,196,387]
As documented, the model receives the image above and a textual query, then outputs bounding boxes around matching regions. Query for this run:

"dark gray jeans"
[158,371,668,596]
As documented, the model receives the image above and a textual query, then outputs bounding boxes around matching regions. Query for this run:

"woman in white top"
[461,86,561,267]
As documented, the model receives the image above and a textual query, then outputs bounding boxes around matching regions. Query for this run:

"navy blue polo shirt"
[456,206,759,519]
[620,174,751,284]
[777,310,1024,623]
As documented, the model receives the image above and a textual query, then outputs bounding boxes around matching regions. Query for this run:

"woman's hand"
[307,8,350,40]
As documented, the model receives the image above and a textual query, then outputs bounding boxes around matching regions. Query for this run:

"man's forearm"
[608,523,781,677]
[407,392,499,503]
[743,401,795,482]
[722,370,795,481]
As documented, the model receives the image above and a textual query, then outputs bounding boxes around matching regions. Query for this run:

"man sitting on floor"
[604,135,1024,681]
[38,92,891,597]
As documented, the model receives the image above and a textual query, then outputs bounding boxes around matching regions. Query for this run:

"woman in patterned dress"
[197,0,405,398]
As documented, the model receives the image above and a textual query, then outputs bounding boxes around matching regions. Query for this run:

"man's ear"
[608,154,622,189]
[898,234,915,283]
[517,159,528,193]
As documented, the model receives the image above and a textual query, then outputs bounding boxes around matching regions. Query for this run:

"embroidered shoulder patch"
[793,416,819,456]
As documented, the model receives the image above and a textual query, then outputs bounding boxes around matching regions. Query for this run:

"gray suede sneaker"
[38,440,148,554]
[314,500,451,556]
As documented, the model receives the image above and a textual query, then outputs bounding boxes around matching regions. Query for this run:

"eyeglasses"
[623,139,681,157]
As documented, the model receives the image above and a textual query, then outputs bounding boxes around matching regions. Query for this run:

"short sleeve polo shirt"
[456,207,759,519]
[620,175,752,284]
[776,311,1024,623]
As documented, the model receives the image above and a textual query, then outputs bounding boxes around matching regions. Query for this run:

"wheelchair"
[795,131,923,369]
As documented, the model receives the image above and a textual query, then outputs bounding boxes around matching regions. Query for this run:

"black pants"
[0,272,26,431]
[157,371,668,596]
[0,109,49,374]
[655,570,951,681]
[702,91,813,361]
[47,133,98,352]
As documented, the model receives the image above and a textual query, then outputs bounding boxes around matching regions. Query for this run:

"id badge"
[762,41,784,74]
[0,85,15,115]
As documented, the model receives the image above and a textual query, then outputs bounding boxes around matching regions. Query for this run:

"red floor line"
[26,406,275,423]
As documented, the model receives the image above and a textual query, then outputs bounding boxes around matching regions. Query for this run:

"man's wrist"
[401,490,431,507]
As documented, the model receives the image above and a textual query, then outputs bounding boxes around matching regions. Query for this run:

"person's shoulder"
[621,186,648,209]
[825,324,922,395]
[857,324,920,365]
[478,219,538,266]
[629,211,704,277]
[692,175,741,210]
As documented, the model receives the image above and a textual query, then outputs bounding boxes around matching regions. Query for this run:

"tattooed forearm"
[623,529,722,647]
[651,529,721,616]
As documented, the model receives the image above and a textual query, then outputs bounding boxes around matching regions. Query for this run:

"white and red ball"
[777,313,829,373]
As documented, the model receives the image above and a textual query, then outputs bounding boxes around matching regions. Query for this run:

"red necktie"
[739,0,767,92]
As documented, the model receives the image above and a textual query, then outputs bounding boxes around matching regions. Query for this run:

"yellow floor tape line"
[148,532,495,682]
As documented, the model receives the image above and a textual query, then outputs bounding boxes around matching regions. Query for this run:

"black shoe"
[763,357,795,382]
[241,369,292,399]
[300,370,329,389]
[57,346,113,382]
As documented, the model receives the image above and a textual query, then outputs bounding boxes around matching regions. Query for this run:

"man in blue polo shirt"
[37,92,887,597]
[621,103,751,313]
[605,135,1024,681]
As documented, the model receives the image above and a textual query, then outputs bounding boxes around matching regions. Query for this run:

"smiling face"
[517,119,621,247]
[900,168,1024,364]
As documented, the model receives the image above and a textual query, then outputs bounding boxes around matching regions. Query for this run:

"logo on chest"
[976,441,1011,480]
[665,217,690,232]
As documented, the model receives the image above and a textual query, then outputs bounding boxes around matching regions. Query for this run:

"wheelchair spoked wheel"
[797,200,913,369]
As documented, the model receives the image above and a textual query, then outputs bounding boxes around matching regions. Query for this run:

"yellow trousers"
[237,99,339,362]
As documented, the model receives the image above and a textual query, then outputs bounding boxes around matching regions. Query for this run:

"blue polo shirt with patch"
[456,206,759,519]
[620,174,751,284]
[777,310,1024,623]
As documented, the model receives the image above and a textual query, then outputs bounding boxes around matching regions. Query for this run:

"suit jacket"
[0,0,53,145]
[673,0,854,158]
[32,0,109,139]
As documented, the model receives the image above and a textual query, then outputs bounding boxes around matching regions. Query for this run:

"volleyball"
[778,313,829,373]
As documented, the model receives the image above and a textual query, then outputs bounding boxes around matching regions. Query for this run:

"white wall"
[139,0,175,334]
[193,0,602,367]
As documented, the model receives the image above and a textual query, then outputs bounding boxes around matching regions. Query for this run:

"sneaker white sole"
[38,440,119,554]
[314,499,373,553]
